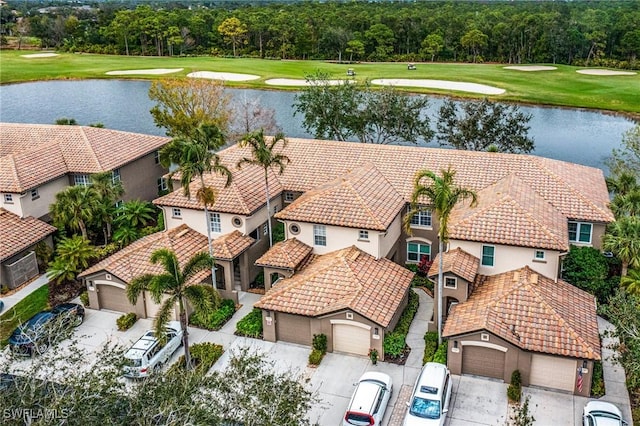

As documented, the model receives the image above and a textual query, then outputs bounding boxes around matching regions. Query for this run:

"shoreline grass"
[1,50,639,118]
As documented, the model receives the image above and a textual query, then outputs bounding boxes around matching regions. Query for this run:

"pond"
[0,79,635,172]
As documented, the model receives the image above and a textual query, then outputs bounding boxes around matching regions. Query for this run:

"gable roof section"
[274,163,405,231]
[255,238,313,270]
[79,225,210,284]
[0,123,169,192]
[428,248,479,283]
[448,174,569,250]
[213,230,255,261]
[153,162,284,215]
[443,266,601,360]
[0,209,56,261]
[255,246,414,327]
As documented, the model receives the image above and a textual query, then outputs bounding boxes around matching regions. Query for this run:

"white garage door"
[333,324,370,356]
[529,354,576,392]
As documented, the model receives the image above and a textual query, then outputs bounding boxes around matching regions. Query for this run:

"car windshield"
[410,396,441,419]
[124,358,142,368]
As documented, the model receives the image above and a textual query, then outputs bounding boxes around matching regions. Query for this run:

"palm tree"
[404,166,478,344]
[115,200,156,229]
[603,216,640,276]
[127,249,221,370]
[159,124,232,287]
[113,225,139,247]
[236,129,290,247]
[90,172,124,243]
[50,185,100,240]
[621,268,640,296]
[46,236,97,284]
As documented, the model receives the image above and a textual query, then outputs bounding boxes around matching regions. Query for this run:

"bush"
[432,341,447,364]
[423,332,438,364]
[383,290,419,358]
[172,342,224,372]
[189,299,236,331]
[507,370,522,403]
[383,332,406,357]
[312,334,327,353]
[590,361,605,397]
[308,348,324,366]
[117,312,137,331]
[235,308,263,338]
[79,291,90,307]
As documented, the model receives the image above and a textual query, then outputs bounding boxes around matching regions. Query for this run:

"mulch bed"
[48,280,85,306]
[382,346,411,366]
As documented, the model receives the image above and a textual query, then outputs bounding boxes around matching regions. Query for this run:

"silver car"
[123,321,183,378]
[343,371,393,426]
[583,401,627,426]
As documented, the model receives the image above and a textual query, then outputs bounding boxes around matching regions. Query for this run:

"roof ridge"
[504,193,567,249]
[345,177,387,230]
[6,154,20,191]
[78,126,104,171]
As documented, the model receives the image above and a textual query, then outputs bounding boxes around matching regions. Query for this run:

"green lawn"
[1,50,639,116]
[0,285,50,347]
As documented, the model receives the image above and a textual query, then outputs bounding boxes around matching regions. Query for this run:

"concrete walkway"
[1,274,50,313]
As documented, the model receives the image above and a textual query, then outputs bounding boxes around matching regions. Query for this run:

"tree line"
[2,1,639,68]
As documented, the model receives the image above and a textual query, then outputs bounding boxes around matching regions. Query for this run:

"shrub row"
[309,334,327,366]
[116,312,137,331]
[422,332,439,364]
[189,299,236,331]
[235,308,263,338]
[383,291,419,357]
[432,341,447,364]
[172,342,224,373]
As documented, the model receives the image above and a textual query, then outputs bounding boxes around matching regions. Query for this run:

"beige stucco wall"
[401,211,441,264]
[591,223,606,250]
[1,177,68,220]
[119,152,168,202]
[433,273,471,326]
[450,240,561,279]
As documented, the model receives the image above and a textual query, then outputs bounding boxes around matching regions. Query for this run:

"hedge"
[189,299,236,331]
[116,312,137,331]
[172,342,224,373]
[235,308,263,338]
[383,290,419,357]
[422,332,439,364]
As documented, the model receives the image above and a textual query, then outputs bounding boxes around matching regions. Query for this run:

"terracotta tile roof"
[274,163,405,231]
[0,208,56,261]
[255,246,414,327]
[0,123,169,193]
[154,162,284,215]
[212,139,613,224]
[428,248,479,283]
[448,174,569,250]
[443,266,601,360]
[213,230,254,260]
[255,238,313,270]
[79,225,211,284]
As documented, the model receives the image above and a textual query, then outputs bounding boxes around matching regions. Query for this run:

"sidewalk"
[1,274,50,313]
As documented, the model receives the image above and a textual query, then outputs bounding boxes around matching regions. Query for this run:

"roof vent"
[512,271,520,282]
[530,273,538,285]
[348,250,360,261]
[175,228,190,238]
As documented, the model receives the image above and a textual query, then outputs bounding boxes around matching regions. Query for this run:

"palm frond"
[184,284,222,313]
[127,274,154,304]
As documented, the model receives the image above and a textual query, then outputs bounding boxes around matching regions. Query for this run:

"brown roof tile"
[0,209,56,261]
[448,174,569,250]
[255,238,313,270]
[255,246,414,327]
[443,266,601,360]
[213,230,255,260]
[79,225,211,284]
[0,123,169,192]
[274,163,405,231]
[428,248,479,283]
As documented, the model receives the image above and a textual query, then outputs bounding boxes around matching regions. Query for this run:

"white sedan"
[343,371,393,426]
[583,401,628,426]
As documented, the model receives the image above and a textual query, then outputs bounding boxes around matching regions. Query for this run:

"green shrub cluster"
[312,334,327,353]
[308,349,324,366]
[235,308,263,338]
[590,360,605,397]
[383,291,419,357]
[189,299,236,331]
[79,291,90,307]
[422,332,439,364]
[507,370,522,403]
[116,312,137,331]
[432,340,447,364]
[172,342,224,372]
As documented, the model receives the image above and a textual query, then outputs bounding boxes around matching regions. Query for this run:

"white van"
[403,362,452,426]
[123,321,183,378]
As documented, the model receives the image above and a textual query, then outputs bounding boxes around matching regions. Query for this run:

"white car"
[583,401,628,426]
[123,321,183,378]
[343,371,393,426]
[403,362,452,426]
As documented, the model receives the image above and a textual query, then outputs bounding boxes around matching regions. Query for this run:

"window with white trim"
[359,230,369,241]
[407,242,430,262]
[154,151,160,164]
[481,245,495,267]
[157,177,168,192]
[409,207,432,227]
[209,212,221,233]
[74,174,90,187]
[568,221,592,244]
[313,225,326,246]
[31,188,39,200]
[4,194,13,203]
[534,250,545,260]
[444,277,457,289]
[172,208,182,218]
[112,168,121,183]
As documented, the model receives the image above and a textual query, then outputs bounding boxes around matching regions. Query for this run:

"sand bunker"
[504,65,557,72]
[265,78,351,86]
[371,79,505,95]
[187,71,260,81]
[106,68,183,75]
[21,53,58,58]
[576,69,637,76]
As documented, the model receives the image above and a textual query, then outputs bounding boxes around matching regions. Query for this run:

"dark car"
[8,303,84,356]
